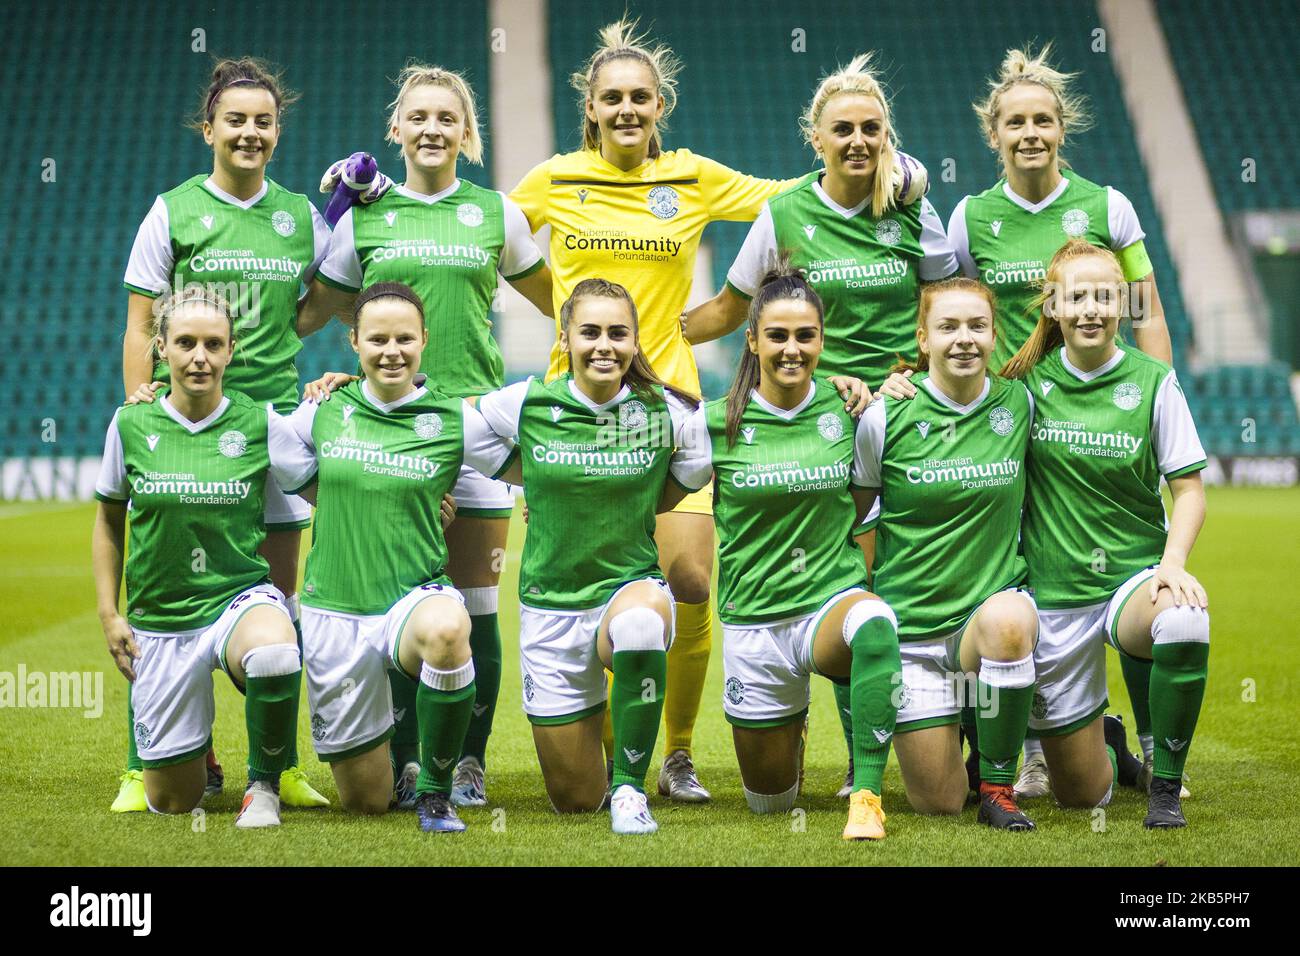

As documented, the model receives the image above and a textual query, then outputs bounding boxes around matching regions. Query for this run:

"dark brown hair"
[353,281,427,329]
[191,56,299,130]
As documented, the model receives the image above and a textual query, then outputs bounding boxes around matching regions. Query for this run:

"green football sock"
[975,655,1035,785]
[1119,653,1153,739]
[1106,744,1119,788]
[415,662,476,796]
[833,681,855,755]
[389,669,420,770]
[460,611,502,768]
[848,613,901,794]
[125,686,143,773]
[610,648,667,792]
[243,645,303,784]
[1150,608,1209,780]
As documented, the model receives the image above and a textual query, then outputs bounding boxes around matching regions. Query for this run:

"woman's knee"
[409,608,471,665]
[666,563,711,605]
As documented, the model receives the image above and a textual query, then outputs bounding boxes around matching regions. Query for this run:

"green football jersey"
[955,170,1137,370]
[727,177,958,387]
[857,374,1031,642]
[94,391,271,632]
[1022,347,1207,608]
[480,375,686,610]
[286,381,466,616]
[319,182,543,399]
[124,176,319,412]
[681,379,865,625]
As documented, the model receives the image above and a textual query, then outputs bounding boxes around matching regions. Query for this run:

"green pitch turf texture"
[2,487,1297,867]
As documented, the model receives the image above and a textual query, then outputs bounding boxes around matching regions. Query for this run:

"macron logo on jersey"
[146,434,160,451]
[200,215,214,230]
[550,406,563,422]
[991,219,1003,236]
[384,211,397,227]
[741,426,756,445]
[916,421,931,439]
[1041,382,1054,398]
[803,224,817,240]
[342,405,355,422]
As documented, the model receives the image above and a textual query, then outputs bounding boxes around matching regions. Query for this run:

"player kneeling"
[93,290,303,828]
[473,279,702,834]
[283,283,511,833]
[670,266,900,840]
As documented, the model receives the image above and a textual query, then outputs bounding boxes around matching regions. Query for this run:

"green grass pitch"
[2,487,1297,866]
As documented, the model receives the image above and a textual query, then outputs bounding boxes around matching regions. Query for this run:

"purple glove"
[320,152,389,226]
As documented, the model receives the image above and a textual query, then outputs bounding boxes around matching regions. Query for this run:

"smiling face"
[1049,254,1124,356]
[352,297,427,394]
[918,288,995,386]
[157,304,234,401]
[992,82,1062,176]
[203,86,279,179]
[813,92,885,190]
[587,57,663,163]
[561,295,639,397]
[749,297,824,395]
[393,83,468,182]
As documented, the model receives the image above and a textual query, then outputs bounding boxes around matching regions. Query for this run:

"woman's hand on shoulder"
[303,372,358,403]
[877,369,917,401]
[124,381,164,406]
[827,376,872,417]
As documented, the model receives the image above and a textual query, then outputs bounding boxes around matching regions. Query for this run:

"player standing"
[857,277,1041,830]
[94,290,303,828]
[117,56,330,812]
[1002,241,1209,828]
[474,279,700,834]
[669,266,900,840]
[301,64,552,808]
[949,45,1176,796]
[684,54,957,795]
[278,283,511,832]
[509,21,913,800]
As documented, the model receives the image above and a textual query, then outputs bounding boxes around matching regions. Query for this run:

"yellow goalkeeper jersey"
[510,148,798,392]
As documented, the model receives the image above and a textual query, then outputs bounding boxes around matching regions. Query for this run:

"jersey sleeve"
[302,203,332,291]
[1152,371,1207,480]
[477,379,531,442]
[918,197,960,280]
[1107,186,1146,252]
[670,405,713,492]
[316,207,363,292]
[698,154,798,223]
[946,196,978,278]
[852,399,887,488]
[123,196,173,297]
[94,410,129,502]
[498,194,546,280]
[507,157,552,234]
[724,204,778,299]
[462,399,517,480]
[268,402,321,493]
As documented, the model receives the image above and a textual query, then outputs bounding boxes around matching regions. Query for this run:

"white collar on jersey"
[203,177,268,209]
[921,375,991,415]
[160,394,231,434]
[812,177,871,219]
[750,380,816,420]
[567,377,630,413]
[362,379,428,413]
[394,180,462,205]
[1060,345,1126,382]
[1001,176,1070,214]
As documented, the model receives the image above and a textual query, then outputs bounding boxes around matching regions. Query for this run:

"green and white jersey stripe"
[123,176,330,412]
[855,374,1032,641]
[1023,346,1206,609]
[949,170,1144,370]
[727,177,957,387]
[673,378,865,625]
[478,375,698,611]
[273,379,510,616]
[318,181,544,399]
[94,391,273,631]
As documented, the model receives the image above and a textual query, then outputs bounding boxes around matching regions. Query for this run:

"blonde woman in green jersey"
[474,279,700,835]
[1001,241,1209,829]
[95,290,304,829]
[670,267,901,841]
[684,54,959,797]
[300,64,553,808]
[858,277,1041,831]
[118,57,331,812]
[280,283,516,833]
